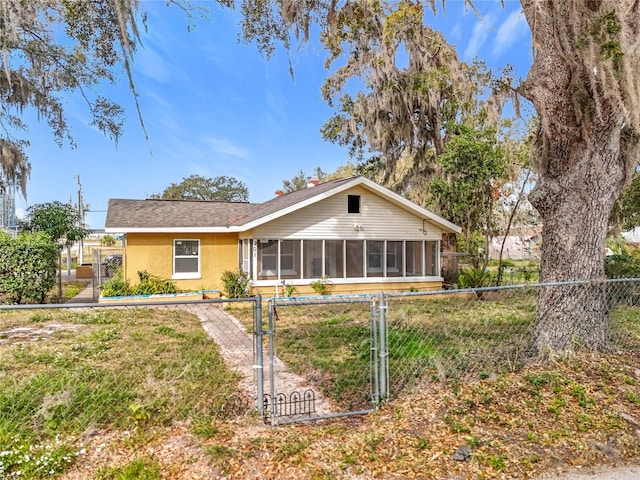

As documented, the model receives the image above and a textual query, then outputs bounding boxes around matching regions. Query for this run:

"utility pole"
[74,175,88,265]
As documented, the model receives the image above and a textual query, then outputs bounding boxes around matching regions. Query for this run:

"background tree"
[313,1,512,283]
[100,234,117,247]
[21,201,89,302]
[427,122,508,270]
[0,1,235,197]
[491,120,538,285]
[611,171,640,235]
[156,175,249,202]
[281,164,359,193]
[281,167,328,193]
[0,0,146,197]
[317,2,509,201]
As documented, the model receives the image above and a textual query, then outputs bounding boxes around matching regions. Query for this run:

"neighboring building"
[489,228,541,261]
[105,176,461,296]
[0,181,17,235]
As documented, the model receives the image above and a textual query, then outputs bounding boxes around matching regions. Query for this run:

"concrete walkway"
[181,303,336,417]
[61,270,95,304]
[537,464,640,479]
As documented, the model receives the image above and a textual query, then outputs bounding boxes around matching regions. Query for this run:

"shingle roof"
[105,198,258,229]
[105,177,356,230]
[105,175,461,234]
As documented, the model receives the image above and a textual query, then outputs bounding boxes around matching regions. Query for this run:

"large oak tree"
[518,1,640,352]
[241,0,640,354]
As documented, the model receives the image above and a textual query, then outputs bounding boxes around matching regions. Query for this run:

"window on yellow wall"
[173,239,200,279]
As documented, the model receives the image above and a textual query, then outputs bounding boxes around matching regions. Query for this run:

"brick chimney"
[307,178,320,188]
[275,189,284,196]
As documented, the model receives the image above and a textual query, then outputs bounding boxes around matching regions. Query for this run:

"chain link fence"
[2,280,640,474]
[89,247,125,300]
[264,297,378,424]
[260,279,640,423]
[383,279,640,395]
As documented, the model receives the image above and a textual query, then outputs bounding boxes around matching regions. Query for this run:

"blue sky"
[15,0,532,229]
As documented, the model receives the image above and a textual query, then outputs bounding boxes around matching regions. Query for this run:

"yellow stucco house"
[104,176,461,297]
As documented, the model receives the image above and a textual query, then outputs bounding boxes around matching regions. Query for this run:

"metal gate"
[257,294,389,425]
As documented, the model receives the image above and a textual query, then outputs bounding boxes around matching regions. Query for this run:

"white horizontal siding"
[253,186,443,240]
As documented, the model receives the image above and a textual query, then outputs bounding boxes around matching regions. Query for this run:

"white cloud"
[205,136,251,160]
[464,14,494,60]
[493,9,528,58]
[135,46,170,82]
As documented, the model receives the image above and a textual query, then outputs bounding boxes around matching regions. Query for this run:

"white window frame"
[173,239,201,280]
[258,239,279,277]
[279,239,298,276]
[366,240,384,276]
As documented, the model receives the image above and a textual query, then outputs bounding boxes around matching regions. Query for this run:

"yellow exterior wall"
[124,232,239,292]
[250,280,443,298]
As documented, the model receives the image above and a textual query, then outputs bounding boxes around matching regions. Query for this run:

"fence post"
[378,291,388,401]
[268,299,277,425]
[254,294,264,417]
[370,298,380,405]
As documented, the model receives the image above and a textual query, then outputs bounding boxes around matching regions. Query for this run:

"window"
[251,238,439,282]
[173,239,200,279]
[425,241,437,276]
[280,239,300,280]
[406,241,423,276]
[366,240,384,277]
[387,241,403,277]
[347,195,361,214]
[303,240,324,278]
[325,240,344,278]
[346,240,364,278]
[257,240,278,279]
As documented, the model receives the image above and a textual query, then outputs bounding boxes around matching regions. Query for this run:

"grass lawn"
[1,290,640,479]
[0,306,244,479]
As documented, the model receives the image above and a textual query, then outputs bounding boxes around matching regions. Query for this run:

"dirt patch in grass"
[0,323,83,343]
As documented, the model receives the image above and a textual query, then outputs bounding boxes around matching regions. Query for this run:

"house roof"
[105,176,461,234]
[105,199,257,231]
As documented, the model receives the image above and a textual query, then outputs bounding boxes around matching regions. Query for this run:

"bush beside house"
[0,232,58,304]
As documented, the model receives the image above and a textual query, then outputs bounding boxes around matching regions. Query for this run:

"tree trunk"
[519,0,640,354]
[440,232,459,286]
[528,131,622,352]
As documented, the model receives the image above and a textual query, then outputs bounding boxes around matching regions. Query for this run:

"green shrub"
[100,271,177,297]
[604,254,640,279]
[310,276,332,295]
[220,270,250,298]
[488,258,515,268]
[284,283,297,297]
[100,273,131,297]
[458,267,491,289]
[0,232,58,304]
[132,270,177,295]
